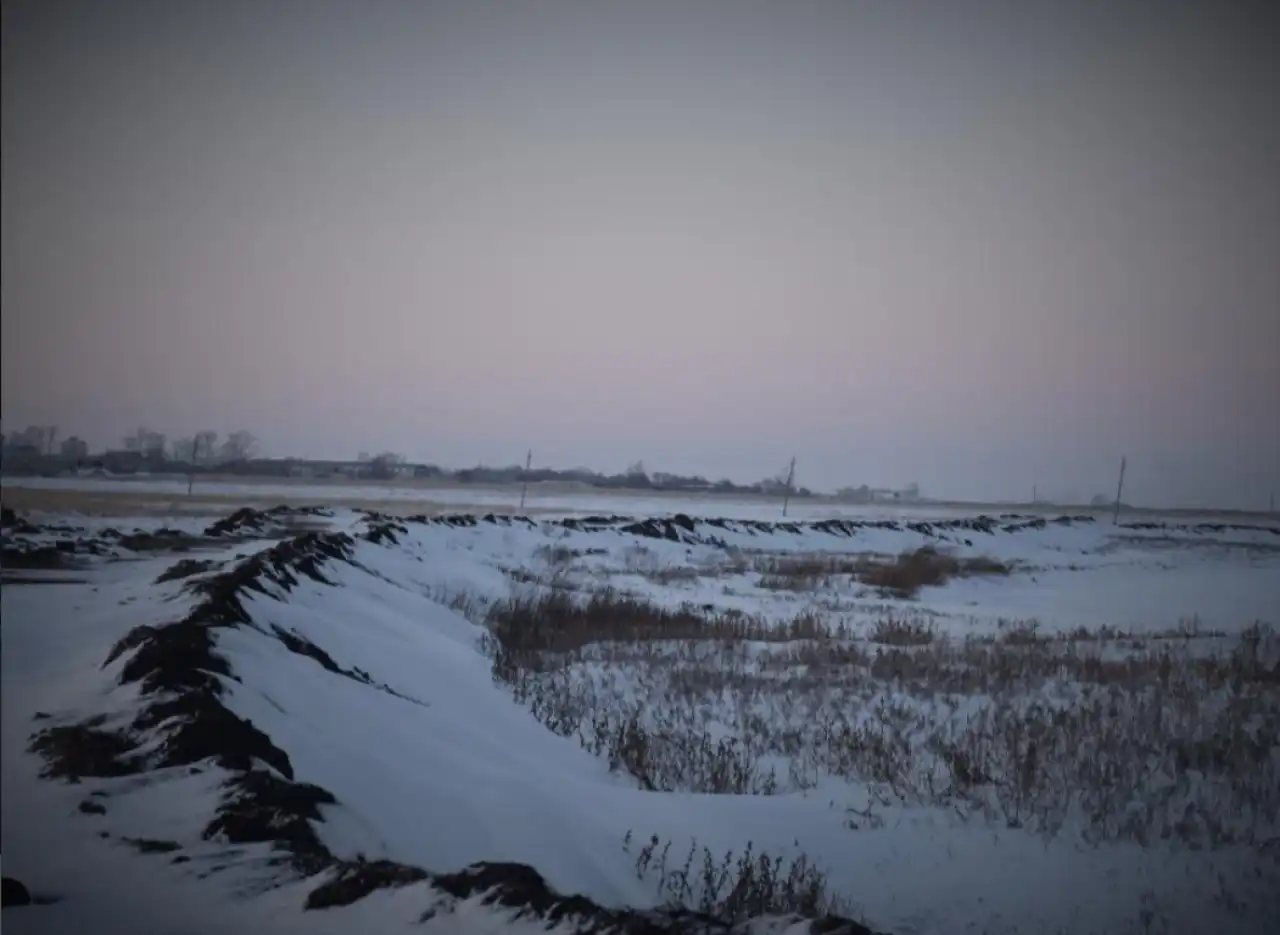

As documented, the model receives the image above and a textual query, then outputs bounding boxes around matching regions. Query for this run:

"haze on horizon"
[3,0,1277,509]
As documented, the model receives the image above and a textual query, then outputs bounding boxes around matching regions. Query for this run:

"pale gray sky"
[3,0,1278,507]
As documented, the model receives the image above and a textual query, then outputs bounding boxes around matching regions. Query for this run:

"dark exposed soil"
[115,529,213,552]
[1,545,86,571]
[28,718,146,780]
[305,859,429,909]
[1,573,90,585]
[31,532,359,872]
[447,510,1102,548]
[122,837,183,854]
[428,862,885,934]
[269,623,427,707]
[21,505,902,932]
[204,769,336,875]
[303,858,886,933]
[2,877,32,907]
[203,505,331,538]
[1123,520,1280,537]
[155,557,223,583]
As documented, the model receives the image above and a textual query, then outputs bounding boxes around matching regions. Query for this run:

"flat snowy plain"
[2,490,1278,934]
[5,473,1263,524]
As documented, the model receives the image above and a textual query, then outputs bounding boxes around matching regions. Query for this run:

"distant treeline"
[0,427,814,497]
[448,464,813,498]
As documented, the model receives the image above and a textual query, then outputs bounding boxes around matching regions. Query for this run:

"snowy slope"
[3,508,1278,934]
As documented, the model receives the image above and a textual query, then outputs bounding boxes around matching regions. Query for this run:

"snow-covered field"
[6,473,1265,525]
[3,503,1278,934]
[14,474,851,519]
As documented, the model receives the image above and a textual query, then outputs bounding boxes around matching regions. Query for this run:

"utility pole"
[782,456,797,518]
[188,435,203,497]
[518,449,532,512]
[1112,455,1127,525]
[1032,484,1037,504]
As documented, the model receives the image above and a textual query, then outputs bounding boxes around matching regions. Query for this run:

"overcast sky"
[3,0,1277,507]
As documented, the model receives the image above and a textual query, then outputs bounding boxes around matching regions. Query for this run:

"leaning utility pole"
[781,456,797,518]
[1112,455,1127,525]
[518,449,533,512]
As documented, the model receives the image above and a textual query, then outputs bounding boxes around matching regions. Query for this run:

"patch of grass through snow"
[480,582,1280,853]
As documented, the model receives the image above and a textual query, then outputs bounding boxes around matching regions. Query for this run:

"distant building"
[288,458,417,480]
[836,483,921,504]
[98,450,148,474]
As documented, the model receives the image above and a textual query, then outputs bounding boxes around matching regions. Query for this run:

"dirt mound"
[2,877,32,907]
[546,512,1094,547]
[559,515,634,531]
[305,859,429,909]
[155,558,223,584]
[28,715,144,780]
[1,543,87,571]
[2,510,282,581]
[619,514,706,544]
[24,523,891,933]
[205,768,337,875]
[302,858,887,933]
[368,510,1096,551]
[202,504,331,538]
[1123,520,1280,537]
[30,531,362,873]
[428,861,886,934]
[1,506,42,534]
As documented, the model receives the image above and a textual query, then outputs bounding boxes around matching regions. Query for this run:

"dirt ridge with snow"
[20,509,886,935]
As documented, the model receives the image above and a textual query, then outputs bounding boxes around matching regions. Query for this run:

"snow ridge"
[23,515,885,935]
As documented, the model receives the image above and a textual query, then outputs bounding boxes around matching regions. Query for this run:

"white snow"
[9,473,1268,525]
[3,506,1278,934]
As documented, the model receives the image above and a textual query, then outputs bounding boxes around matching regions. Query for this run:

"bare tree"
[171,437,196,464]
[174,431,222,494]
[219,430,259,463]
[142,432,167,460]
[5,426,49,453]
[123,427,166,459]
[60,436,89,460]
[174,431,219,466]
[194,431,218,465]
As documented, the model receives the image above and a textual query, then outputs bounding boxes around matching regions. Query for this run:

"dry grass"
[754,546,1011,598]
[753,553,872,591]
[486,589,826,664]
[868,617,937,646]
[859,546,1011,598]
[478,580,1280,854]
[622,832,854,922]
